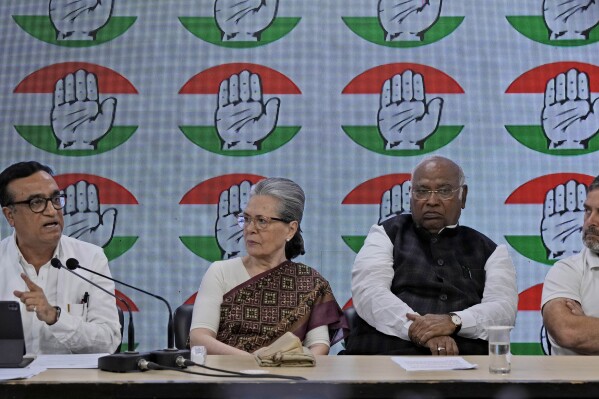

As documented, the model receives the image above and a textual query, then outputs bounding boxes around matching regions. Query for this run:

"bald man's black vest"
[345,214,496,355]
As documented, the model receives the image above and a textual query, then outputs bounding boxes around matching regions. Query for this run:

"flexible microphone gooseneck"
[65,258,190,367]
[50,258,135,353]
[135,356,306,380]
[65,258,175,349]
[50,258,150,372]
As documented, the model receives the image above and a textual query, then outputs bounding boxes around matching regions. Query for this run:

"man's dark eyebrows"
[23,190,61,201]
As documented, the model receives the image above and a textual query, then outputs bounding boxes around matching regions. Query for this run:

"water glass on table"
[487,326,512,374]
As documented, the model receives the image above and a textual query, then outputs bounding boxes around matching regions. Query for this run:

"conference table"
[3,355,599,398]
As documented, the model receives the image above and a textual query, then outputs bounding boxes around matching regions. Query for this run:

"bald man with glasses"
[0,161,120,355]
[345,156,518,356]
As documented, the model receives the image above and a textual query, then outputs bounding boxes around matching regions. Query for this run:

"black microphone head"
[50,258,63,269]
[66,258,79,270]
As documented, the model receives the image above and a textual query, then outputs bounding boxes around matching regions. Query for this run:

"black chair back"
[174,304,194,349]
[343,306,358,346]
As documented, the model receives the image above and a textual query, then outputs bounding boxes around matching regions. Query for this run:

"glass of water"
[487,326,513,374]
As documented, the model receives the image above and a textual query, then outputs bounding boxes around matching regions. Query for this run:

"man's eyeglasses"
[411,187,463,201]
[7,194,67,213]
[237,214,289,230]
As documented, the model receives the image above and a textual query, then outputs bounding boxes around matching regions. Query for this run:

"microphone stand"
[65,258,190,367]
[50,258,151,372]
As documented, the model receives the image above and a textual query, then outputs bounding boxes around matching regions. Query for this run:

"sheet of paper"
[0,366,46,381]
[30,353,109,369]
[392,356,478,371]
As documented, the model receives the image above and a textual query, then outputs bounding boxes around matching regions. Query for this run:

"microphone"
[50,258,150,372]
[65,258,190,367]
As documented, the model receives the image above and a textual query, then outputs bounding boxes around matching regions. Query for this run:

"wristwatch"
[449,312,462,334]
[53,306,61,324]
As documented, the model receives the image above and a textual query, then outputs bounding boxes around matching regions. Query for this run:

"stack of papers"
[0,353,108,381]
[392,356,478,371]
[0,366,46,381]
[31,353,108,369]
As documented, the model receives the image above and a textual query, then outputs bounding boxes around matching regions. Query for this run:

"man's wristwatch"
[53,306,61,324]
[449,312,462,334]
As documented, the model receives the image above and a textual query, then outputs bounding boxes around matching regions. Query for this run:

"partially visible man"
[542,175,599,355]
[0,161,120,354]
[345,156,518,355]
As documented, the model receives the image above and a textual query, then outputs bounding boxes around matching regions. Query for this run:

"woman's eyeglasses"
[237,214,289,230]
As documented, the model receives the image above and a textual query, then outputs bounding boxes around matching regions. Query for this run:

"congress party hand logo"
[543,69,599,150]
[544,0,599,40]
[54,174,139,261]
[179,1,299,48]
[63,180,117,249]
[52,69,117,150]
[343,1,462,48]
[216,71,280,150]
[179,63,301,156]
[377,181,412,224]
[13,1,136,47]
[14,62,138,156]
[50,0,114,40]
[342,64,463,156]
[179,174,264,262]
[507,1,599,46]
[215,0,278,41]
[341,174,411,253]
[540,180,587,260]
[505,62,599,155]
[378,70,443,150]
[215,181,252,259]
[504,173,593,265]
[378,0,442,41]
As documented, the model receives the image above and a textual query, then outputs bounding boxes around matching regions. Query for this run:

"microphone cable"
[137,357,306,381]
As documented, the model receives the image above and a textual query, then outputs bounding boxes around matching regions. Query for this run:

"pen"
[82,292,89,305]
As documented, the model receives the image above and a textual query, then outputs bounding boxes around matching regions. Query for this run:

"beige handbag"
[253,332,316,367]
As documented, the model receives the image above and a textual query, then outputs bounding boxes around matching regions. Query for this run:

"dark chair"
[174,304,194,349]
[336,306,357,354]
[343,306,358,344]
[540,324,552,355]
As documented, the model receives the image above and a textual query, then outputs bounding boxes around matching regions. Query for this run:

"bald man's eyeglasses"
[411,187,462,201]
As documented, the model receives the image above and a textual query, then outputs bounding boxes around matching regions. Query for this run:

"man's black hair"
[0,161,54,207]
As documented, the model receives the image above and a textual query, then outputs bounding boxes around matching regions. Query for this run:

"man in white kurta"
[0,161,120,355]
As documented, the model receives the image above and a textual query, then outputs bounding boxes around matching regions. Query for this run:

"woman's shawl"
[216,260,346,352]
